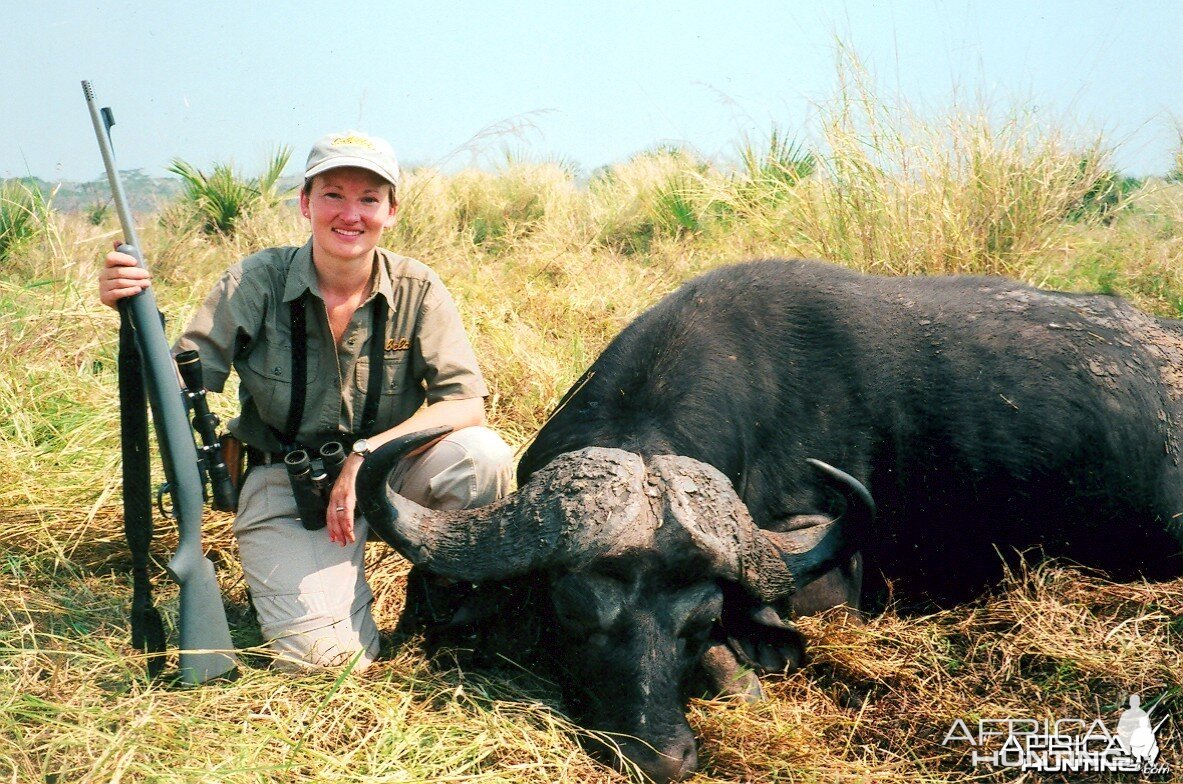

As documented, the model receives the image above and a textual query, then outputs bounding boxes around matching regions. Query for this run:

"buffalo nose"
[630,736,698,783]
[668,737,698,781]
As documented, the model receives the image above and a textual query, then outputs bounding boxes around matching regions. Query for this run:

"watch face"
[352,438,370,456]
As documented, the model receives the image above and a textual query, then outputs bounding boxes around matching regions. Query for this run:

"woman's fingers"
[327,466,361,546]
[99,250,151,307]
[327,500,356,546]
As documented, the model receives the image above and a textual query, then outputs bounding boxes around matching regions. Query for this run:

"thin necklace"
[321,254,379,429]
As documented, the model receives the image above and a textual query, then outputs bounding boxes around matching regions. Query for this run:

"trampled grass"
[4,71,1183,781]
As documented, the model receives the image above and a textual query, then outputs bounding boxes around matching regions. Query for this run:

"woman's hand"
[98,244,151,308]
[327,454,364,545]
[323,397,484,545]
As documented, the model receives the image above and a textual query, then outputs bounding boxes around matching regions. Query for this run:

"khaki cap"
[305,131,400,189]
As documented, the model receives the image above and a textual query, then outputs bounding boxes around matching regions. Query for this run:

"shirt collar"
[371,247,396,309]
[282,240,319,303]
[282,240,397,309]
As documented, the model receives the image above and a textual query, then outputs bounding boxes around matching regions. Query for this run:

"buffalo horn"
[737,459,873,602]
[780,459,875,571]
[654,455,874,603]
[356,432,651,581]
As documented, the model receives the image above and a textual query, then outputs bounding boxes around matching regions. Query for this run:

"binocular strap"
[269,293,389,450]
[278,296,308,448]
[359,297,387,437]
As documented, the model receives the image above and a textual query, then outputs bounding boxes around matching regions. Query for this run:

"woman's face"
[300,167,397,264]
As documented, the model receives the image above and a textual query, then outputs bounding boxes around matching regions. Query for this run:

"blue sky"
[6,1,1180,182]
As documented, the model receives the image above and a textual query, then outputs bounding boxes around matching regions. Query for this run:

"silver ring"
[335,506,346,512]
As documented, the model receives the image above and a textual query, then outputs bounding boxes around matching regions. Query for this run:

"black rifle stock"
[83,81,237,684]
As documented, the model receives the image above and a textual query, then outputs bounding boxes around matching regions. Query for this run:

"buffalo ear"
[718,583,808,674]
[696,640,765,702]
[398,567,545,667]
[768,459,875,588]
[397,567,480,637]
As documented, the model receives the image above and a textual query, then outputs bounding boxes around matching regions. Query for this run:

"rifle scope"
[175,350,238,512]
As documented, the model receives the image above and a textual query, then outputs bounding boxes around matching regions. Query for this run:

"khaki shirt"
[176,240,488,451]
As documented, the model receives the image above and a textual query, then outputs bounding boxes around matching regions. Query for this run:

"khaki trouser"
[233,426,514,672]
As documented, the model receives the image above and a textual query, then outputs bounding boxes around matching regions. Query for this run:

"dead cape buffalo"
[357,259,1183,782]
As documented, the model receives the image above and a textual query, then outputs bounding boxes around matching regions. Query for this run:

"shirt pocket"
[239,339,320,432]
[354,352,419,429]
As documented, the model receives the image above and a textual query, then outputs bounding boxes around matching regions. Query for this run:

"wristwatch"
[351,438,372,459]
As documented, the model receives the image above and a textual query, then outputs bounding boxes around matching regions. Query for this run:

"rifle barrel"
[82,81,141,253]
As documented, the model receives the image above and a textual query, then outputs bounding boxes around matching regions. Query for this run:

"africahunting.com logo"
[942,694,1170,775]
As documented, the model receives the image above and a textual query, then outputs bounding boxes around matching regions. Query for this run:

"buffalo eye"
[674,587,724,643]
[681,619,714,642]
[549,573,622,638]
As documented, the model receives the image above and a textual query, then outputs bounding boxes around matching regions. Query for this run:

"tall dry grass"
[3,60,1183,782]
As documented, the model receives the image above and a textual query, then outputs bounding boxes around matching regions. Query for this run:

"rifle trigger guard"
[156,482,175,519]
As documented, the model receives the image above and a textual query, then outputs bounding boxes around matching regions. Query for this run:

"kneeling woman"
[99,132,513,671]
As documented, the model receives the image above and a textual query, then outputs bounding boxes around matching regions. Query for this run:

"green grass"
[0,180,53,263]
[168,147,293,236]
[84,200,110,227]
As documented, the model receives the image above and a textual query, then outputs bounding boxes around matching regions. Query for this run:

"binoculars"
[175,350,238,513]
[284,442,347,531]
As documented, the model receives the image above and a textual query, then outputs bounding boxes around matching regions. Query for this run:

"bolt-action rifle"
[83,81,238,684]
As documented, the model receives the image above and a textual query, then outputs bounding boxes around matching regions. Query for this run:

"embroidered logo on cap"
[331,134,376,150]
